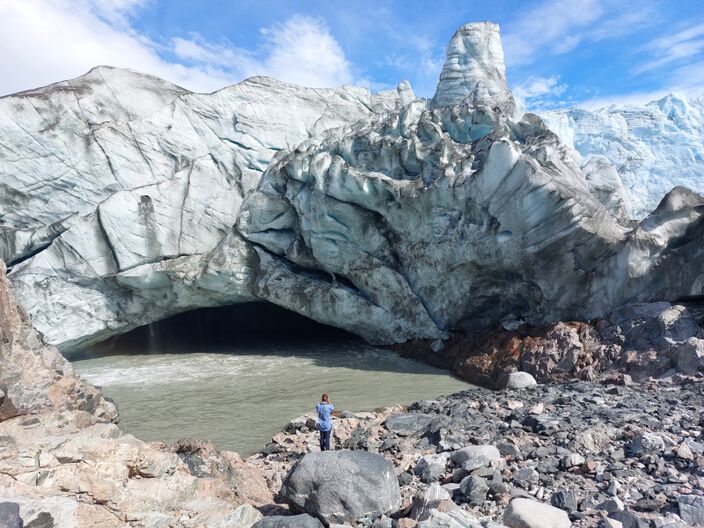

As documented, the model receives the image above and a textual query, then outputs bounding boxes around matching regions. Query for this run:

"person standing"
[316,393,334,451]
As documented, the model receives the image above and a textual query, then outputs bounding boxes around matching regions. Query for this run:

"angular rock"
[0,503,22,528]
[677,494,704,526]
[253,514,325,528]
[414,453,449,483]
[417,508,486,528]
[630,432,665,455]
[410,484,453,521]
[551,491,577,512]
[451,445,502,471]
[503,498,571,528]
[608,511,650,528]
[597,498,625,513]
[385,414,435,437]
[512,468,539,489]
[282,450,401,525]
[459,475,489,506]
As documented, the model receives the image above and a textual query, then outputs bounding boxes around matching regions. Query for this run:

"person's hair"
[321,393,329,402]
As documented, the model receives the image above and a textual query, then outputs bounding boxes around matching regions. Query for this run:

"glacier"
[541,94,704,218]
[2,22,704,353]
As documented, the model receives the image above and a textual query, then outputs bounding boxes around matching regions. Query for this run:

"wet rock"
[503,498,570,528]
[505,372,537,390]
[282,450,401,525]
[253,514,325,528]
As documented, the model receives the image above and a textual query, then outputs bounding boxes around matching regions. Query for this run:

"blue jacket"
[316,402,334,431]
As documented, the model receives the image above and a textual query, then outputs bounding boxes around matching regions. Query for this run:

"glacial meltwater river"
[73,337,470,455]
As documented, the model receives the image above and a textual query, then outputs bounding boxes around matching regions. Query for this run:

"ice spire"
[432,22,515,114]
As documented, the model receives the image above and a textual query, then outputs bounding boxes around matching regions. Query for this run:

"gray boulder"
[282,450,401,525]
[629,432,665,455]
[503,498,571,528]
[414,453,450,483]
[551,491,577,512]
[253,514,325,528]
[505,372,538,390]
[385,413,435,437]
[0,503,22,528]
[451,445,502,471]
[459,475,489,506]
[417,507,487,528]
[410,484,453,520]
[678,494,704,526]
[608,511,650,528]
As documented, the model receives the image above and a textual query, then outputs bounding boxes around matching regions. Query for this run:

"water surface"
[74,339,470,455]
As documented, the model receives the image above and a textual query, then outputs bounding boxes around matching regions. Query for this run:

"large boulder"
[678,495,704,526]
[0,503,22,528]
[281,450,401,525]
[504,372,537,390]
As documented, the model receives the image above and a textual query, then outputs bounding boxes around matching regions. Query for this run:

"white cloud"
[502,0,603,65]
[570,60,704,109]
[514,76,567,100]
[0,1,357,96]
[502,0,656,66]
[632,23,704,75]
[260,15,353,87]
[513,75,568,111]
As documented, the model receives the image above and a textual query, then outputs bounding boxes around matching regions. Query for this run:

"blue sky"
[2,0,704,109]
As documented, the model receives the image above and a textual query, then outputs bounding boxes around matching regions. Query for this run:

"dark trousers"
[319,428,331,451]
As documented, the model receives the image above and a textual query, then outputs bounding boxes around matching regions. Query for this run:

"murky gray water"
[73,340,471,455]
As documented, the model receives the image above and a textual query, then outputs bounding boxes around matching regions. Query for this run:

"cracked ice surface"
[2,23,704,352]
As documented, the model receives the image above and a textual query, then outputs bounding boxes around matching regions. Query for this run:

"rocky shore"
[0,262,272,526]
[255,376,704,528]
[392,301,704,389]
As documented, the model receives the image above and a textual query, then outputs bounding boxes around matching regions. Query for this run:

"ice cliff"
[541,94,704,218]
[2,22,704,352]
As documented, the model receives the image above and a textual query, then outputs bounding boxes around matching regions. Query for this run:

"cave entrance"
[72,302,471,456]
[83,302,357,357]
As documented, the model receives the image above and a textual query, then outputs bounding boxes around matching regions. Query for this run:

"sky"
[1,0,703,110]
